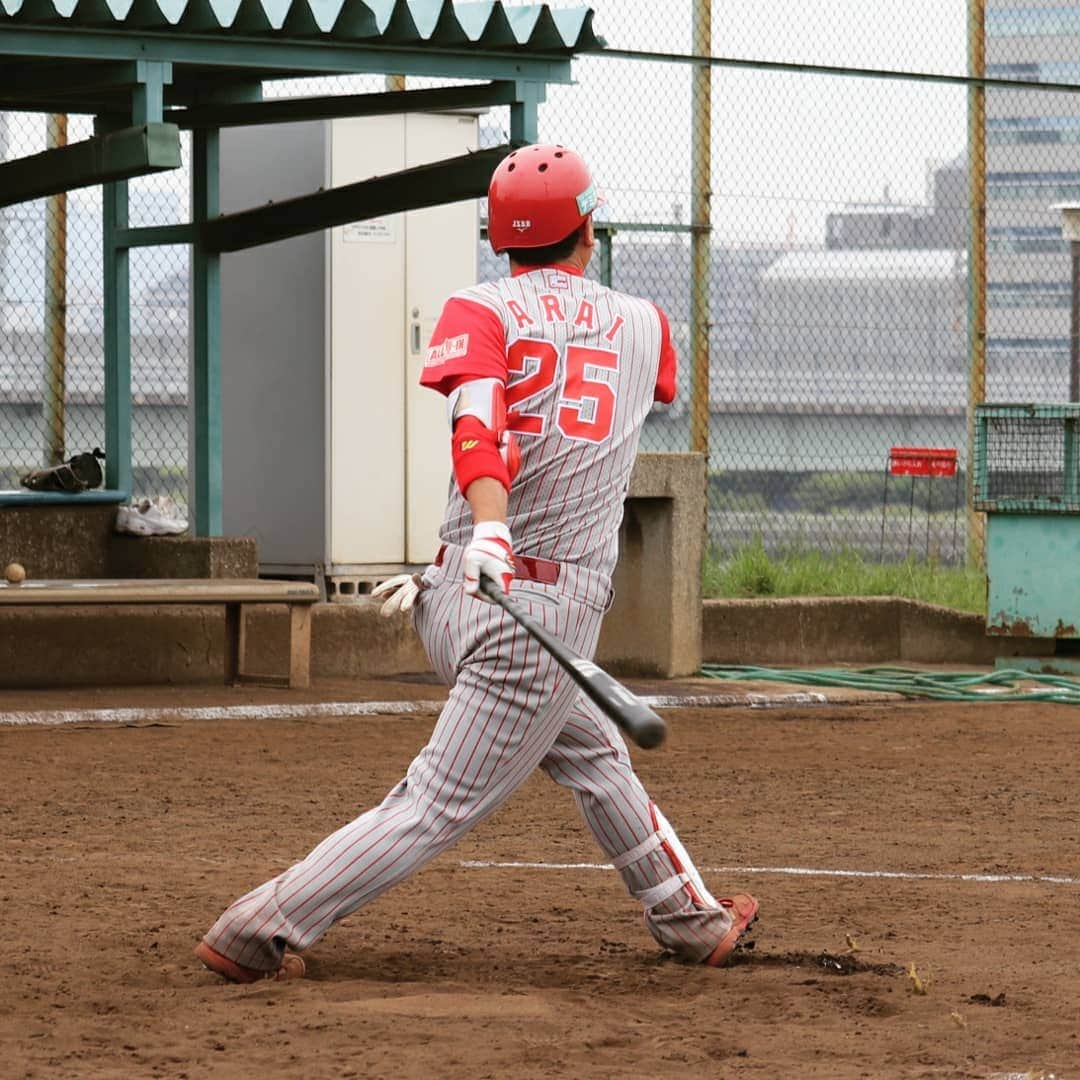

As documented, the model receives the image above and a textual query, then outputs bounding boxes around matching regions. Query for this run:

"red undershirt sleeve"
[419,296,508,395]
[651,303,678,405]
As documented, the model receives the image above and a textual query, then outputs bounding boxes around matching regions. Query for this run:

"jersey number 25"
[506,339,618,444]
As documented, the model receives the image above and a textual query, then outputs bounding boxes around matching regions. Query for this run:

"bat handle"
[478,573,508,604]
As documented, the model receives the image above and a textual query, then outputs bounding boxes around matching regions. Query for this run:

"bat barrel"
[629,710,667,749]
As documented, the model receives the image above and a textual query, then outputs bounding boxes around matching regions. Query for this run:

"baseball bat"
[478,575,667,750]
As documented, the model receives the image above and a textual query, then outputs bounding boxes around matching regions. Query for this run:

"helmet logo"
[576,183,598,216]
[512,219,531,232]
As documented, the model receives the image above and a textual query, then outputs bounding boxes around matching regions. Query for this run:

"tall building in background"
[985,1,1080,401]
[825,155,967,251]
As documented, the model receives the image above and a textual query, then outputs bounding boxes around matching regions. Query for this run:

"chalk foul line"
[0,692,839,729]
[0,700,446,728]
[458,859,1080,887]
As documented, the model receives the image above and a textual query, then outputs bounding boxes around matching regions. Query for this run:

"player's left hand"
[463,521,514,602]
[371,573,422,617]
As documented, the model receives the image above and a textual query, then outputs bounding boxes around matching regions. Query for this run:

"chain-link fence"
[3,1,1078,574]
[536,0,1080,570]
[0,112,191,509]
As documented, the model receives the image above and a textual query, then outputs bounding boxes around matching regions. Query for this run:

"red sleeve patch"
[651,303,678,405]
[420,296,508,396]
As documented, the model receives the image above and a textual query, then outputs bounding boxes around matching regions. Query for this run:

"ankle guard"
[610,802,718,912]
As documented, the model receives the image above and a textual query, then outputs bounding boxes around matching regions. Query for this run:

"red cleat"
[194,941,305,984]
[703,894,760,967]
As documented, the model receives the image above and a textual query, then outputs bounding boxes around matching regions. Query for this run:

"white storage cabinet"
[221,112,478,597]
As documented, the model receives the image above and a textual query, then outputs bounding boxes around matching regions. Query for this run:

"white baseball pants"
[202,545,734,970]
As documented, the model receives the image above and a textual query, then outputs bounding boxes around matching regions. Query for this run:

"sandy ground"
[2,686,1078,1078]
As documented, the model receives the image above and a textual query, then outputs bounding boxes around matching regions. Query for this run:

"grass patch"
[704,538,986,614]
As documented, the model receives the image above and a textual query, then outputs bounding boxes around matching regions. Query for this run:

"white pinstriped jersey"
[421,265,677,577]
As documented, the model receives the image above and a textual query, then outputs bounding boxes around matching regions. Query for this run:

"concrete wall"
[1,503,120,579]
[0,504,256,580]
[0,602,429,688]
[702,596,1055,667]
[2,594,1051,689]
[598,452,705,678]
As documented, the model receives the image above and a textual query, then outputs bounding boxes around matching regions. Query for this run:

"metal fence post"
[191,128,222,536]
[99,113,132,496]
[1070,239,1080,403]
[689,0,712,458]
[599,224,614,288]
[43,114,67,467]
[966,0,987,568]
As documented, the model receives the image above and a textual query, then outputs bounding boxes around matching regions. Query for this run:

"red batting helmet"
[487,145,598,255]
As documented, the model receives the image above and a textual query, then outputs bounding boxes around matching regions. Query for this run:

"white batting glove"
[371,573,422,618]
[463,521,515,602]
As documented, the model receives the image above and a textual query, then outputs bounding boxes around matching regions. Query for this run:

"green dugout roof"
[0,1,603,103]
[0,0,600,48]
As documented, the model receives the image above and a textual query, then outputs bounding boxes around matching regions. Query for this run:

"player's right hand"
[371,573,422,617]
[463,521,514,602]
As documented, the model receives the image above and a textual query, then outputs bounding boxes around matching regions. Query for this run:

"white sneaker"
[115,496,188,536]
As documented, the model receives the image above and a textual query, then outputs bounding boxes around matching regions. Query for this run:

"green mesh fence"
[973,403,1080,510]
[2,1,1078,574]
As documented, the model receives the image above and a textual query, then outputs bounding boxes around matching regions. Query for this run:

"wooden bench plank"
[0,578,320,605]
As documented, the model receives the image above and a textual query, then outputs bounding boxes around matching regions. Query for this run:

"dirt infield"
[2,688,1078,1078]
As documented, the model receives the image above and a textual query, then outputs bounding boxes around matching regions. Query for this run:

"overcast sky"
[539,0,971,243]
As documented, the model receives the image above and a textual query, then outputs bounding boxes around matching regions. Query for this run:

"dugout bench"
[0,578,319,689]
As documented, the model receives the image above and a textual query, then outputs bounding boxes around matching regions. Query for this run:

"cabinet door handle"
[410,321,422,355]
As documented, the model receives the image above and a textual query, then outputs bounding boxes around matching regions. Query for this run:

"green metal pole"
[972,411,989,505]
[131,61,170,126]
[1067,242,1080,502]
[599,226,614,288]
[966,0,987,568]
[510,82,542,144]
[1070,239,1080,402]
[689,0,712,457]
[98,67,171,497]
[191,127,222,536]
[100,114,132,495]
[44,113,68,467]
[1065,413,1079,503]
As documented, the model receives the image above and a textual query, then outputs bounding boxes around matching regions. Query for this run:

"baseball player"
[194,145,758,984]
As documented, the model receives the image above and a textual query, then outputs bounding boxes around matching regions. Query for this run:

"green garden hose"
[698,664,1080,704]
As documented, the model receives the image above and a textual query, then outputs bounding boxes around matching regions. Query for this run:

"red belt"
[435,543,560,585]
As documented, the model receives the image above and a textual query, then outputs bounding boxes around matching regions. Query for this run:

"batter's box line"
[458,860,1080,887]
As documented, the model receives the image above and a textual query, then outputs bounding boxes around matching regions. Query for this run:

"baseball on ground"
[4,562,26,584]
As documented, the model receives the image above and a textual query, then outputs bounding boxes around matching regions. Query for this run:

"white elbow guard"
[447,377,507,433]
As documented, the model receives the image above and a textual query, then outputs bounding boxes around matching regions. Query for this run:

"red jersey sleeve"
[652,304,678,404]
[419,296,508,396]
